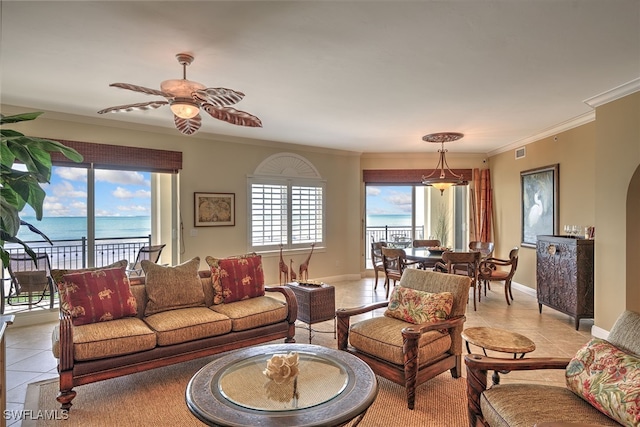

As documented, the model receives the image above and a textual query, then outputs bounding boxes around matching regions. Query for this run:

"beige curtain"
[469,168,493,242]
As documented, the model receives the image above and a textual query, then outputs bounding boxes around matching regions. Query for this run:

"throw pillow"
[205,253,265,304]
[142,257,205,316]
[53,259,129,315]
[61,267,137,326]
[384,286,453,325]
[566,338,640,427]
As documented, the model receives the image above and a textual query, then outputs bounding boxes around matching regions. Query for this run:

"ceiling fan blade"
[97,100,168,114]
[193,88,245,107]
[110,83,171,98]
[202,104,262,128]
[174,114,202,135]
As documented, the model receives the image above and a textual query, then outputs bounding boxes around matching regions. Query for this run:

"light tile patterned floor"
[3,277,594,426]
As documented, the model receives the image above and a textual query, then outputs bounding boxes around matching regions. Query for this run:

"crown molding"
[489,77,640,157]
[488,111,595,157]
[584,77,640,108]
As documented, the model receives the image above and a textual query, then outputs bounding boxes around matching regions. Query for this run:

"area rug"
[24,356,468,427]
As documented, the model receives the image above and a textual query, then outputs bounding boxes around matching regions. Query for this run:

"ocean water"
[366,214,411,227]
[16,216,151,242]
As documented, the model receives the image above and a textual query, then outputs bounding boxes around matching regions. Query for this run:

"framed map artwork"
[194,192,235,227]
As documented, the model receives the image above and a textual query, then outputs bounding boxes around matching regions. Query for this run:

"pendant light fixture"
[421,132,468,195]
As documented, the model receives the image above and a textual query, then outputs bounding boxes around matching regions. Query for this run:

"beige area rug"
[25,356,467,427]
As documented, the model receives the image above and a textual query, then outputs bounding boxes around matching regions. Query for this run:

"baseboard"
[591,324,609,339]
[10,309,58,327]
[511,281,537,297]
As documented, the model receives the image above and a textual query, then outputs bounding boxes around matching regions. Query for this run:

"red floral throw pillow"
[61,267,137,326]
[206,254,265,304]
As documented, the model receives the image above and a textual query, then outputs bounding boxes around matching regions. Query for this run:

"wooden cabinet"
[536,235,594,330]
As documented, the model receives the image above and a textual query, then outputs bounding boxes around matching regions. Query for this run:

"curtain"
[470,168,493,242]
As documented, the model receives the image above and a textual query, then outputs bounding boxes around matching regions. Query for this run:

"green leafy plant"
[1,112,83,265]
[433,202,450,247]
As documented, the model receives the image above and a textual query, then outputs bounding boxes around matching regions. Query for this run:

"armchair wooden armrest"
[336,301,389,350]
[465,354,571,427]
[402,315,466,338]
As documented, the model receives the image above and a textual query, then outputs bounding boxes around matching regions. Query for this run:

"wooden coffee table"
[186,343,378,427]
[462,327,536,385]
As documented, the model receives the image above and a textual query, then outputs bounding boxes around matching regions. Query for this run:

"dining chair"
[478,247,519,305]
[412,239,441,248]
[381,247,418,298]
[3,252,55,314]
[434,250,481,311]
[370,241,387,291]
[128,244,167,277]
[411,240,442,269]
[468,241,494,295]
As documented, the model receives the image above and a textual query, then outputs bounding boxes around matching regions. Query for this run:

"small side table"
[285,282,335,343]
[462,326,536,385]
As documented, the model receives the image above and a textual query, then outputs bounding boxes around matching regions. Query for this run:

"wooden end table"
[186,343,378,427]
[462,326,536,385]
[286,282,336,343]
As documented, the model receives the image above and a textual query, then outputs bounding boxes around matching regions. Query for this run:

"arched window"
[248,153,325,251]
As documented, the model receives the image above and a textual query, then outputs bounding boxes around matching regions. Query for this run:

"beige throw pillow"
[142,257,205,316]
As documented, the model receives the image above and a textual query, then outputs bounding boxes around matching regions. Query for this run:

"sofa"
[465,310,640,427]
[51,255,298,410]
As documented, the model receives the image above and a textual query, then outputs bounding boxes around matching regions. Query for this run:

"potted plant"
[1,112,83,265]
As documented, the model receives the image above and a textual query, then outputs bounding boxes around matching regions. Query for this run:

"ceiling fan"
[97,53,262,135]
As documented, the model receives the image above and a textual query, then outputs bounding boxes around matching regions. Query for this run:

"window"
[249,153,324,252]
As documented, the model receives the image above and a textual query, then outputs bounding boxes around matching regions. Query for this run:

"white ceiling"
[2,1,639,154]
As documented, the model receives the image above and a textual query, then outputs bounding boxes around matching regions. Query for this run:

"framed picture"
[521,164,559,247]
[194,192,235,227]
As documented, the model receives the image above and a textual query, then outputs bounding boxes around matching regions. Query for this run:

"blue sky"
[23,166,151,217]
[365,185,412,215]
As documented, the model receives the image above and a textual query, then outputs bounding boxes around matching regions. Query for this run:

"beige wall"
[489,91,640,332]
[2,106,362,285]
[594,92,640,329]
[489,122,596,290]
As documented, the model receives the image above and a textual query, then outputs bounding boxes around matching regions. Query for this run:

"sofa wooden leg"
[57,388,76,411]
[450,355,462,378]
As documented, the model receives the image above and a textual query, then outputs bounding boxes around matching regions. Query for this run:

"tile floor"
[3,276,595,426]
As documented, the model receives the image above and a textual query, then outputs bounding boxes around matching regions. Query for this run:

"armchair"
[465,310,640,427]
[337,268,471,409]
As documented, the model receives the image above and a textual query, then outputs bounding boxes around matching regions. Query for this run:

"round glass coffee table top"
[218,349,349,411]
[186,344,378,427]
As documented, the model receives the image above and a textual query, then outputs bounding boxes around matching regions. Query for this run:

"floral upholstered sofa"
[51,254,297,411]
[465,310,640,427]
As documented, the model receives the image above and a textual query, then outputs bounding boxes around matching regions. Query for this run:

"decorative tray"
[427,247,450,255]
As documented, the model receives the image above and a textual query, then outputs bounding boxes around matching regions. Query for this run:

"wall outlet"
[190,229,198,237]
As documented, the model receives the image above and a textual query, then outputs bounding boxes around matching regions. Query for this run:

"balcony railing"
[2,236,152,313]
[3,235,152,271]
[365,225,424,265]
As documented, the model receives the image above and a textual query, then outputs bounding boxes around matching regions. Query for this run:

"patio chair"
[127,244,166,277]
[3,252,55,314]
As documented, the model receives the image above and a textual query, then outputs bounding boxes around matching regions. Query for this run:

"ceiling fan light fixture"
[169,98,200,119]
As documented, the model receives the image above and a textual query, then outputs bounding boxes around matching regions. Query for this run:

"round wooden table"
[186,344,378,427]
[462,327,536,385]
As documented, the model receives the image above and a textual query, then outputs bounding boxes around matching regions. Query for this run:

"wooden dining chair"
[478,247,519,305]
[411,240,442,269]
[371,241,387,291]
[412,239,441,248]
[381,247,416,298]
[434,251,481,311]
[468,241,494,295]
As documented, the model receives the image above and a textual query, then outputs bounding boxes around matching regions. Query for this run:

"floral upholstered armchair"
[465,310,640,427]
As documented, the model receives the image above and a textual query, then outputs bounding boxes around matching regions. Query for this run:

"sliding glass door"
[365,184,468,266]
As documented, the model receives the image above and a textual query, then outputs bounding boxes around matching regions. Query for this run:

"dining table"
[404,247,448,269]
